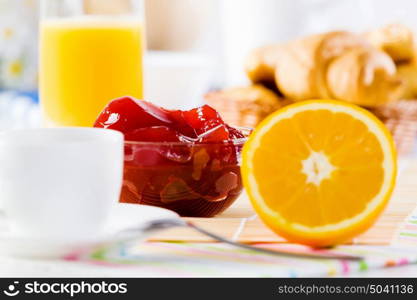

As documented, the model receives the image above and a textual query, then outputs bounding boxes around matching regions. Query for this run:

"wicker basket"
[205,86,286,128]
[368,100,417,156]
[207,86,417,156]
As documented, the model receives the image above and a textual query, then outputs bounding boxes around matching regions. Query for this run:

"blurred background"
[2,0,417,129]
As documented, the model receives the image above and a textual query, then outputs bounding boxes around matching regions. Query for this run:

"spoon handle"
[121,218,363,261]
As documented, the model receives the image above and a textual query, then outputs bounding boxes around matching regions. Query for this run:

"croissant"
[326,48,403,106]
[246,31,403,107]
[245,44,286,89]
[364,24,415,63]
[397,62,417,99]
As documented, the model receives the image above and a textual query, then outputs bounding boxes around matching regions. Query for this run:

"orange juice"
[40,17,144,127]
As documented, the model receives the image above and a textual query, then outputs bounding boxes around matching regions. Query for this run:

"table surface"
[149,158,417,246]
[1,158,417,277]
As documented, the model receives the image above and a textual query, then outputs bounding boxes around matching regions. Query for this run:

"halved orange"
[242,100,397,247]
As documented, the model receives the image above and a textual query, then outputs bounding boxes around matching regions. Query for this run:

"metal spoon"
[118,218,363,261]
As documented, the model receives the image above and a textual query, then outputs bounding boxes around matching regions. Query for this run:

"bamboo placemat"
[149,159,417,245]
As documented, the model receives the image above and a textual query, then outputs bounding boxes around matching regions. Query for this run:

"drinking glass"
[39,0,145,127]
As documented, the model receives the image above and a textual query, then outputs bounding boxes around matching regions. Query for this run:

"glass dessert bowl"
[121,128,249,217]
[94,96,250,217]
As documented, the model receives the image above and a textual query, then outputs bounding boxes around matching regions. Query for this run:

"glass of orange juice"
[39,0,144,127]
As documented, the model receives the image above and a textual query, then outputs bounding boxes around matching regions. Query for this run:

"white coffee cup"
[0,128,124,241]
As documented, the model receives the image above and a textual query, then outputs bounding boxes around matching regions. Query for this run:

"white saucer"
[0,203,179,258]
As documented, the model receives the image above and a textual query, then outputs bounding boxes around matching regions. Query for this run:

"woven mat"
[149,159,417,245]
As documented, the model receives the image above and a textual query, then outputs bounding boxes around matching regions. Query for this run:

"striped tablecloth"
[1,158,417,277]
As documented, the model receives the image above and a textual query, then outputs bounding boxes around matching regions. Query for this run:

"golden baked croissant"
[245,44,286,89]
[326,48,403,106]
[397,62,417,99]
[246,32,367,92]
[246,31,403,107]
[364,24,415,63]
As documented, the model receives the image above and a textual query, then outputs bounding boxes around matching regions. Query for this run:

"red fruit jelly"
[95,96,248,217]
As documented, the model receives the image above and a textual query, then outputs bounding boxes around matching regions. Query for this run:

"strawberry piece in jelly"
[169,110,197,138]
[126,127,193,164]
[227,125,245,140]
[130,148,167,167]
[125,126,182,142]
[94,97,172,132]
[182,105,227,136]
[160,176,201,204]
[196,124,230,143]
